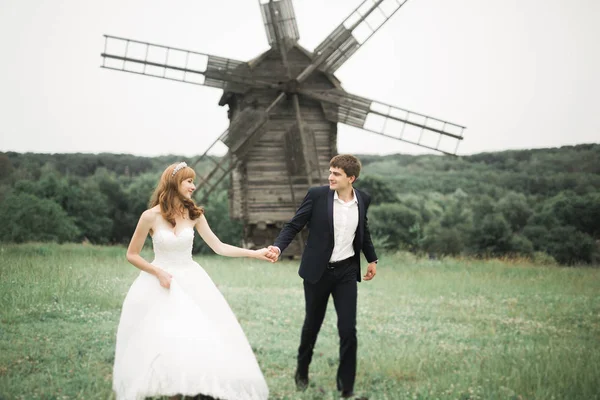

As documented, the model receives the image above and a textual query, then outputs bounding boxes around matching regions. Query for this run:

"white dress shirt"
[329,190,359,263]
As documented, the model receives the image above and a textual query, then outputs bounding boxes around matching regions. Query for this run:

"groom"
[267,154,377,399]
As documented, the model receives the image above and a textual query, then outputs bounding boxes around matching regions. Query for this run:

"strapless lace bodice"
[151,227,194,265]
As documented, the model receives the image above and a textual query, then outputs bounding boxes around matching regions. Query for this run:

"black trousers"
[297,258,358,392]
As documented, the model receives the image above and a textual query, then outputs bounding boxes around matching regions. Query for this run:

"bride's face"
[178,177,196,199]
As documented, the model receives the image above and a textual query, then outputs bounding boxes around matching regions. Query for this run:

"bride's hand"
[156,269,173,289]
[253,248,275,262]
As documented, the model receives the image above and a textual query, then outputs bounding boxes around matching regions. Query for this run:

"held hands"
[363,262,377,281]
[254,247,278,262]
[266,246,280,262]
[156,268,173,289]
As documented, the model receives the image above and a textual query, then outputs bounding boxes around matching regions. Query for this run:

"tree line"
[1,144,599,265]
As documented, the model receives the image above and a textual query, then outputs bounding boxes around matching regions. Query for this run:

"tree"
[522,225,551,251]
[13,174,114,244]
[470,213,512,256]
[0,154,13,182]
[422,222,465,256]
[353,175,396,205]
[369,203,422,250]
[540,191,600,238]
[64,180,114,244]
[193,189,243,254]
[0,192,80,243]
[93,168,131,243]
[440,189,472,230]
[496,192,532,232]
[471,195,496,223]
[546,227,597,265]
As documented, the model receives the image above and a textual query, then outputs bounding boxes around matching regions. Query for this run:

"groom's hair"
[330,154,361,180]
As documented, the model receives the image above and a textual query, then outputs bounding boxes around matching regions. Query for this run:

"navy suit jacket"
[274,185,378,284]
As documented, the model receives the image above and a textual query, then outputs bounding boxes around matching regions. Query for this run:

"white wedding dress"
[113,226,269,400]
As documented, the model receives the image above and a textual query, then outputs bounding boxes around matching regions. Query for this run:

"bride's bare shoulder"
[194,212,207,224]
[141,206,161,223]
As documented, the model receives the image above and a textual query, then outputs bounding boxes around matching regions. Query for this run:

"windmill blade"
[100,35,274,92]
[282,122,307,205]
[301,88,465,155]
[191,114,269,204]
[259,0,299,51]
[301,0,409,76]
[292,96,323,185]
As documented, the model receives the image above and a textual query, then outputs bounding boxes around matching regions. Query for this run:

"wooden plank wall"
[222,46,341,253]
[242,48,336,224]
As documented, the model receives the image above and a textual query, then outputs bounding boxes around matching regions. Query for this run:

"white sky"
[0,0,598,157]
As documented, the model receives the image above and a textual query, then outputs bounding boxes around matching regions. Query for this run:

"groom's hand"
[254,248,277,262]
[363,262,377,281]
[266,245,280,262]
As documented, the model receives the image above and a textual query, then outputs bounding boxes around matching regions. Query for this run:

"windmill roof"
[218,43,342,106]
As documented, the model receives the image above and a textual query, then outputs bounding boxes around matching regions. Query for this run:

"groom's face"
[329,167,355,191]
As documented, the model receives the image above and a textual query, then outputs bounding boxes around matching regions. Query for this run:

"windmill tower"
[101,0,466,255]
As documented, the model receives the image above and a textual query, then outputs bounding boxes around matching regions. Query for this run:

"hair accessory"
[172,162,187,176]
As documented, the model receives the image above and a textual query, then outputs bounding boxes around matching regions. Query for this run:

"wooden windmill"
[101,0,466,255]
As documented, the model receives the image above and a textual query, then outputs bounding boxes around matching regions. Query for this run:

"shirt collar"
[334,189,359,204]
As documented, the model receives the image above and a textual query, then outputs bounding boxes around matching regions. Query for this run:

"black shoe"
[341,390,368,400]
[294,370,309,391]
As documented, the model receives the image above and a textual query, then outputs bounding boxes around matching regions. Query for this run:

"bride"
[113,162,271,400]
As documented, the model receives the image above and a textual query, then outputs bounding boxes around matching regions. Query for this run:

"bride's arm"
[126,210,172,287]
[195,214,273,261]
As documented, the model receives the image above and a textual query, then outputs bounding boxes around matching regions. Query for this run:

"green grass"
[1,243,599,399]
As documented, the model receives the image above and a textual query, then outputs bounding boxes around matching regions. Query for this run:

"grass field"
[0,243,599,399]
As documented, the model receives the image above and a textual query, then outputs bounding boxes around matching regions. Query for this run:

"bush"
[422,223,465,256]
[531,251,558,266]
[507,234,534,256]
[546,227,597,265]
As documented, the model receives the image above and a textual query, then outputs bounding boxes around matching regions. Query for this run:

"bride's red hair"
[149,163,204,226]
